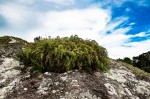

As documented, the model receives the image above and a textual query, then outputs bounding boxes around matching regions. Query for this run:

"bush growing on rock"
[0,36,12,45]
[18,35,109,73]
[0,36,27,45]
[0,36,28,58]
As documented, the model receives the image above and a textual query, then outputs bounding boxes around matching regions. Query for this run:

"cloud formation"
[28,8,110,40]
[0,0,150,59]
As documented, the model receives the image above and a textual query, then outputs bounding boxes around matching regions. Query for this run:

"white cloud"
[101,17,128,33]
[27,8,111,41]
[98,0,150,8]
[99,17,131,47]
[134,32,146,37]
[131,32,150,38]
[0,0,150,59]
[108,39,150,59]
[104,30,150,59]
[0,2,32,28]
[100,28,131,47]
[98,16,150,59]
[11,0,35,5]
[11,0,74,6]
[129,22,135,26]
[44,0,74,5]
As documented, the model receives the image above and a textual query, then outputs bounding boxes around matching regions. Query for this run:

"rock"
[104,83,118,96]
[44,72,51,76]
[2,58,150,99]
[36,77,51,95]
[9,38,17,43]
[54,82,59,86]
[60,75,68,81]
[70,80,79,87]
[0,58,21,98]
[125,88,132,96]
[52,90,57,93]
[23,88,28,91]
[25,74,30,78]
[0,37,150,99]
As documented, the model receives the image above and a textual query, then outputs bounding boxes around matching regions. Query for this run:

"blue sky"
[0,0,150,59]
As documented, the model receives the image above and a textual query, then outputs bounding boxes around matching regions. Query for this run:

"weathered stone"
[0,38,150,99]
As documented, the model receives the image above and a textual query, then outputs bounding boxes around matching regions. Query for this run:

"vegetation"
[0,36,28,58]
[0,36,11,45]
[121,61,150,80]
[117,51,150,73]
[0,36,28,45]
[117,57,132,65]
[133,51,150,73]
[18,35,109,73]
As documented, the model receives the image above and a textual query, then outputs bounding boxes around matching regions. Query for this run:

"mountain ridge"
[0,36,150,99]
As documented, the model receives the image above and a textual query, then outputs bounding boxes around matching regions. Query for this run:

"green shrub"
[121,62,150,80]
[0,36,12,45]
[0,36,28,45]
[133,51,150,73]
[117,57,132,65]
[18,35,109,73]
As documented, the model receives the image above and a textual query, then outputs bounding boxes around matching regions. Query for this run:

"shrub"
[133,51,150,73]
[0,36,12,45]
[121,62,150,80]
[0,36,28,45]
[18,35,109,73]
[117,57,132,65]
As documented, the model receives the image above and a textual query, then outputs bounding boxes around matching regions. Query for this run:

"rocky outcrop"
[0,37,26,59]
[0,57,149,99]
[0,36,150,99]
[0,57,21,99]
[104,60,150,99]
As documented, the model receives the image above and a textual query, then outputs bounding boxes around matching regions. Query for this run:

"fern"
[18,35,109,73]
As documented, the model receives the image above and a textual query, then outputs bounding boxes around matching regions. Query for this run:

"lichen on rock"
[0,36,150,99]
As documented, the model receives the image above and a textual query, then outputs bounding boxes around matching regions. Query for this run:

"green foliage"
[117,57,132,65]
[0,36,28,58]
[0,36,27,45]
[133,51,150,73]
[18,35,109,73]
[121,61,150,80]
[123,57,132,64]
[0,36,11,45]
[118,51,150,73]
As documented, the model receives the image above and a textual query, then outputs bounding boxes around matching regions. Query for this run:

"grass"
[0,36,28,45]
[0,36,28,58]
[120,61,150,81]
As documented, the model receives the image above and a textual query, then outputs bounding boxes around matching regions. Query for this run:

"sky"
[0,0,150,59]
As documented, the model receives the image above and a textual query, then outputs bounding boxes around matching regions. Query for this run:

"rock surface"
[0,37,150,99]
[0,58,21,99]
[0,57,149,99]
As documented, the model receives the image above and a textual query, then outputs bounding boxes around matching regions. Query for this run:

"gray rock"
[0,38,150,99]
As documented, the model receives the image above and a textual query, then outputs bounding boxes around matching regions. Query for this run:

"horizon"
[0,0,150,59]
